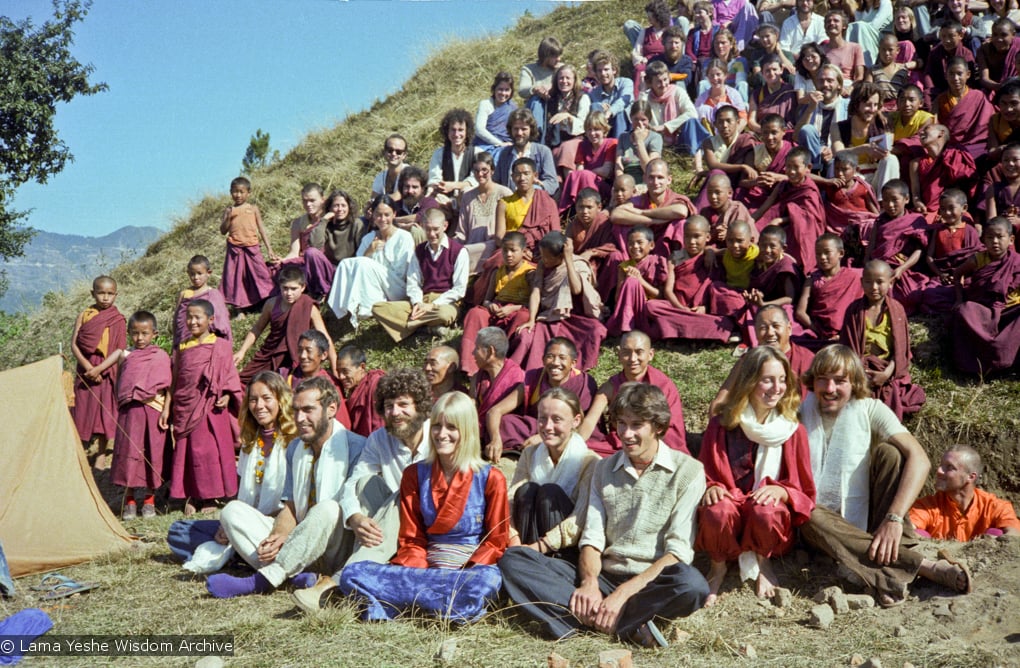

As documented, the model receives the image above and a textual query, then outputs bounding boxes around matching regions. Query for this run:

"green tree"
[242,128,279,173]
[0,0,106,295]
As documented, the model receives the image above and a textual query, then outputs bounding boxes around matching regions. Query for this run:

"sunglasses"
[385,146,406,155]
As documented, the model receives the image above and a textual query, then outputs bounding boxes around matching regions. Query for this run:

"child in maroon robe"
[707,220,760,318]
[71,275,126,469]
[640,216,736,342]
[735,114,793,211]
[285,329,351,428]
[984,143,1020,235]
[234,265,336,386]
[821,152,879,263]
[161,299,242,515]
[107,311,171,519]
[567,189,620,280]
[927,189,983,285]
[509,231,607,372]
[220,176,277,309]
[606,226,669,336]
[841,260,927,420]
[172,255,233,350]
[742,225,802,344]
[701,172,755,249]
[336,345,385,438]
[934,57,994,160]
[794,234,864,350]
[952,218,1020,375]
[753,146,826,274]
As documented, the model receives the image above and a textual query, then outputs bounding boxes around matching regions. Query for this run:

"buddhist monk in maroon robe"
[753,148,825,274]
[336,346,386,438]
[605,227,669,337]
[794,235,863,351]
[113,341,172,491]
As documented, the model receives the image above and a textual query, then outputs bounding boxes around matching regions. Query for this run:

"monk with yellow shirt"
[495,157,560,262]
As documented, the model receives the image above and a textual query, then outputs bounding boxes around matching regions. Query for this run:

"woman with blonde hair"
[339,391,510,623]
[695,346,815,606]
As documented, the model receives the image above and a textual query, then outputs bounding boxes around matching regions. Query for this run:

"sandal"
[34,575,100,600]
[30,574,78,592]
[934,549,973,594]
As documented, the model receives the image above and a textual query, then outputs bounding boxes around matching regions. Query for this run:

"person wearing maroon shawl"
[696,346,815,605]
[841,260,927,420]
[922,23,977,108]
[71,276,127,468]
[609,158,693,258]
[747,56,798,133]
[734,115,793,212]
[284,330,351,429]
[109,311,171,519]
[985,144,1020,230]
[336,345,386,438]
[977,18,1020,94]
[220,178,277,310]
[706,220,760,318]
[272,183,337,301]
[753,147,825,274]
[821,153,879,247]
[508,232,606,373]
[605,226,669,337]
[927,189,983,285]
[162,299,242,513]
[700,172,755,249]
[794,235,864,351]
[909,123,977,216]
[740,226,802,345]
[172,256,233,350]
[235,266,335,387]
[935,58,994,160]
[639,217,737,343]
[484,337,597,460]
[566,190,620,284]
[558,111,618,214]
[471,327,526,442]
[952,218,1020,375]
[580,330,688,457]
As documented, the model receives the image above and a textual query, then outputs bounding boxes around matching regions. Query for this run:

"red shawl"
[758,179,825,274]
[916,145,977,209]
[347,368,386,437]
[608,365,688,453]
[172,337,243,438]
[808,267,864,338]
[76,306,126,366]
[173,288,233,350]
[936,89,994,158]
[870,213,929,264]
[734,140,793,209]
[701,200,754,248]
[520,367,597,416]
[749,254,801,303]
[931,223,982,276]
[567,210,619,266]
[841,296,912,381]
[116,345,172,407]
[787,342,815,398]
[699,416,816,525]
[476,358,526,416]
[823,177,879,236]
[671,253,715,308]
[518,188,562,255]
[965,250,1020,307]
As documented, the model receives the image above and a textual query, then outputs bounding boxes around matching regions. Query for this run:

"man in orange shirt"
[910,445,1020,541]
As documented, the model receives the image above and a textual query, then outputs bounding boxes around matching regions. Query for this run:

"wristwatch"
[885,512,904,524]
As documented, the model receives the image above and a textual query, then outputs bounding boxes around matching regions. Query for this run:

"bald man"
[423,345,466,400]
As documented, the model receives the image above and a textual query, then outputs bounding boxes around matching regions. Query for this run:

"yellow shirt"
[864,311,891,359]
[890,110,934,142]
[503,193,533,232]
[723,243,760,289]
[974,251,1020,306]
[493,261,535,305]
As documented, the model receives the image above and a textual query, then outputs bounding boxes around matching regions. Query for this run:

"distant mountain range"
[1,226,163,313]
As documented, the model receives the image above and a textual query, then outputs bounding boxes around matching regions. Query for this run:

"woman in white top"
[458,152,514,274]
[547,63,592,179]
[327,194,415,328]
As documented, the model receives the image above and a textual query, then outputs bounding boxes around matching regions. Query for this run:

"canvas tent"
[0,356,133,578]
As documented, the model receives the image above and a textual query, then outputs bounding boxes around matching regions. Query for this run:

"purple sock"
[206,572,273,599]
[290,572,317,589]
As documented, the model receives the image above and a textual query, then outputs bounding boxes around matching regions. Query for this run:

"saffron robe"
[695,417,815,561]
[639,252,736,342]
[222,242,275,309]
[587,366,689,456]
[173,287,233,350]
[841,296,927,420]
[605,254,669,337]
[952,250,1020,375]
[756,178,826,274]
[169,336,242,500]
[498,369,597,452]
[72,305,126,442]
[112,345,172,489]
[239,294,315,386]
[346,368,386,438]
[793,267,864,349]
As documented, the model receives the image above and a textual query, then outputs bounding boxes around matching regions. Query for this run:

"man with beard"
[423,345,467,401]
[393,166,427,244]
[794,64,847,171]
[292,368,432,613]
[206,376,365,599]
[494,108,559,195]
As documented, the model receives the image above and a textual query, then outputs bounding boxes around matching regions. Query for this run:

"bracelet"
[537,537,549,554]
[885,512,904,524]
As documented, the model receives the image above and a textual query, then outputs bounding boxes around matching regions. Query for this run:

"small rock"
[893,625,908,638]
[828,589,850,615]
[903,663,916,668]
[194,659,224,668]
[548,651,570,668]
[772,587,793,608]
[670,628,691,644]
[814,585,843,604]
[861,659,883,668]
[598,649,633,668]
[436,638,457,664]
[742,643,758,660]
[846,594,875,610]
[772,607,787,618]
[995,589,1007,597]
[850,654,865,666]
[933,604,953,618]
[809,603,835,629]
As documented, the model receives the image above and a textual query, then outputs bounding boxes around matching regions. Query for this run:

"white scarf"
[237,435,288,516]
[529,432,589,498]
[736,405,798,582]
[290,420,357,523]
[800,394,873,530]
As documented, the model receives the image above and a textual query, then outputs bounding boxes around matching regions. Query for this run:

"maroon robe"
[952,250,1020,375]
[112,345,172,489]
[605,254,669,336]
[173,287,233,350]
[936,89,994,160]
[558,138,617,213]
[915,145,977,210]
[787,342,815,400]
[239,294,315,385]
[701,200,755,249]
[612,189,694,255]
[823,177,879,239]
[741,255,803,344]
[734,140,793,211]
[567,210,620,283]
[757,179,825,274]
[841,296,926,420]
[222,242,275,308]
[870,213,948,314]
[72,305,127,443]
[347,368,386,438]
[930,223,982,278]
[498,368,596,452]
[639,253,736,342]
[752,83,799,128]
[587,366,689,457]
[695,417,816,561]
[169,337,242,500]
[475,358,526,440]
[793,267,864,350]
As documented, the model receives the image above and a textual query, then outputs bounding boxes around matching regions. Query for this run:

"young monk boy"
[639,216,736,343]
[736,114,793,212]
[926,189,982,285]
[461,231,535,376]
[71,275,126,469]
[951,217,1020,375]
[606,226,668,336]
[105,311,171,519]
[611,173,637,206]
[745,225,800,313]
[840,260,927,419]
[695,106,758,191]
[707,220,760,318]
[579,330,688,456]
[161,299,242,515]
[234,266,336,386]
[509,231,607,372]
[753,146,825,274]
[172,255,233,350]
[566,188,619,279]
[794,234,863,349]
[701,172,755,248]
[820,152,879,248]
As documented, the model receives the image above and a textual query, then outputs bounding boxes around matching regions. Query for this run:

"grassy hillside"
[3,0,1019,498]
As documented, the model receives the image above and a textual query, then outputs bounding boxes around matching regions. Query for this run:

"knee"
[871,442,904,476]
[307,500,341,526]
[745,500,790,526]
[219,500,246,526]
[700,496,740,525]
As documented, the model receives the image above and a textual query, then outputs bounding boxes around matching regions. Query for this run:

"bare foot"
[705,560,728,607]
[756,556,780,599]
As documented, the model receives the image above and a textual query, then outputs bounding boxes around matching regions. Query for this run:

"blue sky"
[7,0,564,237]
